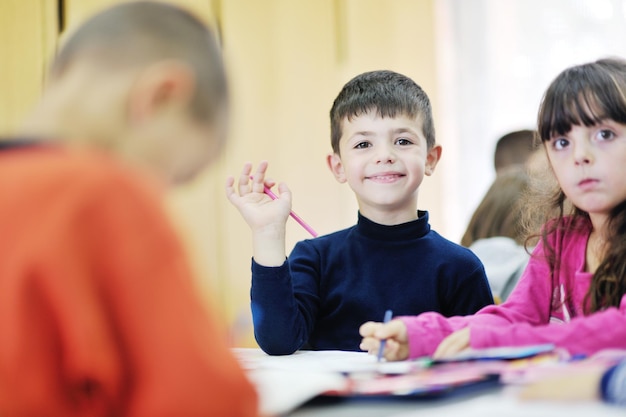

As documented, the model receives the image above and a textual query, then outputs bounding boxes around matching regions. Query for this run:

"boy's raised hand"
[359,320,410,361]
[226,161,292,229]
[226,161,292,266]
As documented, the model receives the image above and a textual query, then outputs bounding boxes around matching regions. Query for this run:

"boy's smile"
[327,111,441,225]
[365,171,405,183]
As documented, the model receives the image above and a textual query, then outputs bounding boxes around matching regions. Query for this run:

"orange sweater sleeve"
[0,154,258,417]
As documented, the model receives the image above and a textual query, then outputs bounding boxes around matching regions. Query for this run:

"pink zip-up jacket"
[400,216,626,358]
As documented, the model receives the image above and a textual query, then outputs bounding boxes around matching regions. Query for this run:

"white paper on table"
[232,348,419,416]
[247,368,346,416]
[233,348,417,374]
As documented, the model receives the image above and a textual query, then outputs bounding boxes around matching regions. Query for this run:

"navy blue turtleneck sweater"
[251,211,493,355]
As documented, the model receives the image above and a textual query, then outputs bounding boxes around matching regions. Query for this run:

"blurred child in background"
[493,129,537,175]
[461,167,531,302]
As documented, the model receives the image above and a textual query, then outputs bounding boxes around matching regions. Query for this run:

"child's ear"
[425,144,442,176]
[128,61,195,123]
[326,153,347,183]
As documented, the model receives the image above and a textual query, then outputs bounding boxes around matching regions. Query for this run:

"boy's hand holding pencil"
[226,161,293,231]
[226,160,317,267]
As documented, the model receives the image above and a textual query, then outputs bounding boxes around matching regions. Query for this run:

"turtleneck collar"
[355,210,430,241]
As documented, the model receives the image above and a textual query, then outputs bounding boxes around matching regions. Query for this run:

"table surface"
[233,348,625,417]
[288,388,625,417]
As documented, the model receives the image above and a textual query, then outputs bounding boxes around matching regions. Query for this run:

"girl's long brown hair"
[462,167,530,248]
[532,58,626,314]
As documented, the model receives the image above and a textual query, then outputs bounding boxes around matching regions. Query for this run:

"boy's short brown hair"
[51,1,227,123]
[493,129,538,173]
[329,70,435,154]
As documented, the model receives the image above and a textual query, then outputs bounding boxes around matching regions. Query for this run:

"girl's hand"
[225,161,292,234]
[359,320,410,361]
[433,327,470,359]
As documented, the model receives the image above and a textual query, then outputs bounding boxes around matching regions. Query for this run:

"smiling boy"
[227,70,493,355]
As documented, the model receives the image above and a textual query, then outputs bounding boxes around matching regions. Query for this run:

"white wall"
[436,0,626,241]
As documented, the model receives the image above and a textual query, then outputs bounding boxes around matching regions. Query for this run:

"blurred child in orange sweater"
[0,2,257,416]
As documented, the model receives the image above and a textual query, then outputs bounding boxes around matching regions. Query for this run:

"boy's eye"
[596,129,615,141]
[395,137,413,146]
[552,137,569,150]
[354,141,371,149]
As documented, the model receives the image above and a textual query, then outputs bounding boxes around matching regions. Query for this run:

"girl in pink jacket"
[360,58,626,360]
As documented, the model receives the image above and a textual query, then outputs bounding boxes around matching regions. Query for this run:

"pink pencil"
[263,186,318,238]
[255,180,318,238]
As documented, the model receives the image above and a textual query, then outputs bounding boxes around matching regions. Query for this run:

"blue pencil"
[377,310,393,362]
